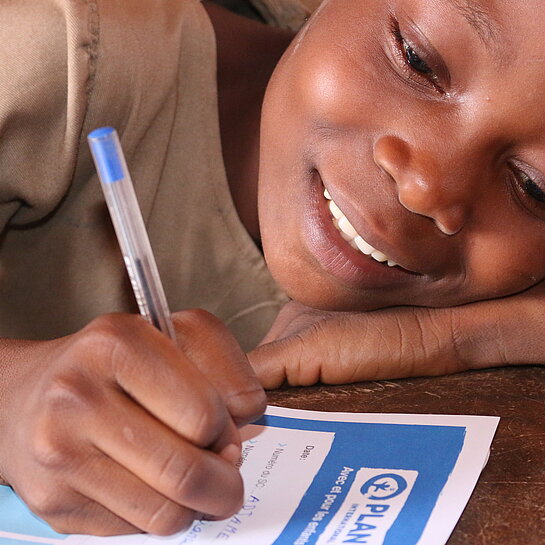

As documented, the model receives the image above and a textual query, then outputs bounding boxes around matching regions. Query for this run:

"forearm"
[452,287,545,368]
[250,283,545,388]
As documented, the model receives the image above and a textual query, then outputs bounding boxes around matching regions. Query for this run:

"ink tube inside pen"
[88,127,176,341]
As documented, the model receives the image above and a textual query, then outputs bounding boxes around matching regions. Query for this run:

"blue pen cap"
[88,127,125,184]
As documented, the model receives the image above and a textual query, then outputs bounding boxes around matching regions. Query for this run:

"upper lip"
[324,184,421,275]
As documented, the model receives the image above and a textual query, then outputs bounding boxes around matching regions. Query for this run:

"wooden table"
[268,366,545,544]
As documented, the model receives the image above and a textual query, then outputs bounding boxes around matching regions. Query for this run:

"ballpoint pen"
[88,126,176,341]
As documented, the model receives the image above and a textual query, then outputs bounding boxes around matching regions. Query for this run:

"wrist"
[0,338,51,487]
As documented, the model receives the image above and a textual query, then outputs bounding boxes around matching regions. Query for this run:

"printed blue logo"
[360,473,408,501]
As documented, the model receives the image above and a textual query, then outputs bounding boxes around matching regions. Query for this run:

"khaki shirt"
[0,0,286,350]
[249,0,321,30]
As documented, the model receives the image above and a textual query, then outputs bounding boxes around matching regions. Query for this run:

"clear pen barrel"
[88,127,176,341]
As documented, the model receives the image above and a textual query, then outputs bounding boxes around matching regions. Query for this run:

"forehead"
[406,0,545,57]
[311,0,545,90]
[404,0,545,117]
[312,0,545,58]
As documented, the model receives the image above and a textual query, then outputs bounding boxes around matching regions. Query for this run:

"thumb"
[248,307,466,389]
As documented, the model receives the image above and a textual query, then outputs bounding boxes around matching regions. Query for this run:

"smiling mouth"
[323,188,399,267]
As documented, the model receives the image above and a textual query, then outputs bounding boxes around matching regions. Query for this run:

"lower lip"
[302,170,418,290]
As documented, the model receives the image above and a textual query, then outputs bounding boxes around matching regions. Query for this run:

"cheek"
[463,228,545,299]
[295,47,382,132]
[259,19,386,227]
[262,6,388,143]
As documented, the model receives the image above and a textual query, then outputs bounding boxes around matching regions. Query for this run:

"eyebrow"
[450,0,501,50]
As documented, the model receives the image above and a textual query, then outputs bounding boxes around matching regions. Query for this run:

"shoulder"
[0,0,214,227]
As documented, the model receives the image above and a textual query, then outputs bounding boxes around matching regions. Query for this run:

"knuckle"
[408,308,462,375]
[155,449,243,520]
[47,519,75,536]
[230,385,267,425]
[144,502,194,536]
[44,503,85,536]
[30,420,74,471]
[180,396,228,447]
[220,369,267,425]
[448,306,500,371]
[160,449,204,501]
[45,500,99,536]
[287,330,319,386]
[24,485,65,520]
[79,313,144,356]
[420,308,462,372]
[43,372,97,415]
[173,309,224,338]
[443,308,470,371]
[80,314,123,348]
[78,313,151,376]
[302,319,337,384]
[71,319,120,371]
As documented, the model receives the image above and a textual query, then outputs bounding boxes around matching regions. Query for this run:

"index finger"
[249,307,466,388]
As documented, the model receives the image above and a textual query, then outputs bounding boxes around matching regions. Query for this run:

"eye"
[402,41,433,76]
[389,18,443,93]
[515,169,545,203]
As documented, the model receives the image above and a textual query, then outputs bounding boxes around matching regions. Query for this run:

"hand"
[0,310,265,536]
[249,281,545,388]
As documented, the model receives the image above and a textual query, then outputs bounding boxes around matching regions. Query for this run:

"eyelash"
[512,168,545,207]
[389,18,443,94]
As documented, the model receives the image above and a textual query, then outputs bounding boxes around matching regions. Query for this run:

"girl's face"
[258,0,545,311]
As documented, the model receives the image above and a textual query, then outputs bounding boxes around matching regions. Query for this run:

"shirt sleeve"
[0,0,214,233]
[0,0,93,231]
[248,0,315,30]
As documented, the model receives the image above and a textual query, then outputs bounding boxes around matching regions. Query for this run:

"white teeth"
[329,200,343,220]
[338,216,359,239]
[354,235,374,255]
[324,190,399,267]
[371,250,387,262]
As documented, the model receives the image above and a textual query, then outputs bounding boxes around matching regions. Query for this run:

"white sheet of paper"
[0,406,499,545]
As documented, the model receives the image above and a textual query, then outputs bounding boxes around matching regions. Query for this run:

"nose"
[373,136,471,236]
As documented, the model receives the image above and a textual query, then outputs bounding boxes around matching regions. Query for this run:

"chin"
[264,246,391,312]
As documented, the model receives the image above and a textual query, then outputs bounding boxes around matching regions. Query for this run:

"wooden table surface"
[267,366,545,544]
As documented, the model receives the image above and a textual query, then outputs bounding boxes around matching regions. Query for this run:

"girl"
[0,0,543,536]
